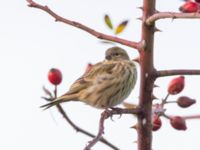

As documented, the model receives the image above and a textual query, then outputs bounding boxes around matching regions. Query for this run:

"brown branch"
[26,0,140,50]
[183,115,200,120]
[163,113,200,120]
[84,110,109,150]
[56,104,120,150]
[137,0,156,150]
[83,107,141,150]
[155,69,200,78]
[146,12,200,25]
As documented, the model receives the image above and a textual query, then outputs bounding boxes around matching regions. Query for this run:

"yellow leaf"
[115,20,129,35]
[104,14,113,30]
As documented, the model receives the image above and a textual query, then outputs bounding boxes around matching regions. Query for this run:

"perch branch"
[56,104,120,150]
[26,0,140,50]
[146,12,200,25]
[155,69,200,78]
[84,110,109,150]
[83,107,141,150]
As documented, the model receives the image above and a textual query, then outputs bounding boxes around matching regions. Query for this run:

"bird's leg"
[110,107,124,119]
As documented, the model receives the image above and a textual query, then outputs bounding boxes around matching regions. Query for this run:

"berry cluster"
[179,0,200,13]
[152,76,196,131]
[124,75,197,132]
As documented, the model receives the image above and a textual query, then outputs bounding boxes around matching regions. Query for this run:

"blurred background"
[0,0,200,149]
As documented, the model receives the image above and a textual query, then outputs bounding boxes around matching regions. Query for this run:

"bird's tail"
[40,94,77,110]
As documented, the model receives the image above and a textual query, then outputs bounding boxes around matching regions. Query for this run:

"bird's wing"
[66,61,116,95]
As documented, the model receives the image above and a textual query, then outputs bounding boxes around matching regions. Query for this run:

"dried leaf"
[104,14,113,30]
[115,20,129,35]
[123,102,137,109]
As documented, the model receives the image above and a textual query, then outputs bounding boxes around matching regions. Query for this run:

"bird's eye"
[114,53,119,56]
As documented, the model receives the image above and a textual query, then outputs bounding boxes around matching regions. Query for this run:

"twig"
[182,115,200,120]
[82,107,141,150]
[161,93,170,106]
[42,86,120,150]
[163,114,200,120]
[84,110,110,150]
[146,12,200,25]
[154,69,200,78]
[26,0,140,50]
[55,104,119,150]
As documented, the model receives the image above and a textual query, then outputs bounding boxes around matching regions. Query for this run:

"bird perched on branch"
[41,46,137,109]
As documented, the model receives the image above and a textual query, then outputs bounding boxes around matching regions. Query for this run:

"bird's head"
[105,46,130,61]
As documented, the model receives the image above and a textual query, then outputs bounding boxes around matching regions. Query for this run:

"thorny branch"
[84,111,110,150]
[26,0,141,50]
[84,107,142,150]
[42,86,120,150]
[146,12,200,25]
[55,105,120,150]
[154,69,200,78]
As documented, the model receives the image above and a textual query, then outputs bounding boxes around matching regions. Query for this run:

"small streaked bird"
[41,46,137,109]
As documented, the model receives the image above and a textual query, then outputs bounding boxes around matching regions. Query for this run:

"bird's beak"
[106,55,111,60]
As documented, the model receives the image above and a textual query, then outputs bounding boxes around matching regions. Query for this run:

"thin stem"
[162,113,171,119]
[165,100,177,104]
[161,93,170,106]
[163,114,200,120]
[146,12,200,25]
[26,0,140,50]
[155,69,200,78]
[54,85,57,98]
[84,111,109,150]
[55,104,119,150]
[183,115,200,120]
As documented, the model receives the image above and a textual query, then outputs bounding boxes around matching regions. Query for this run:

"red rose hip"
[168,76,185,95]
[195,0,200,3]
[152,115,162,131]
[48,68,62,85]
[179,1,199,13]
[170,116,187,130]
[177,96,196,108]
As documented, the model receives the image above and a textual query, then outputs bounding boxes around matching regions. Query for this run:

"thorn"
[137,6,143,10]
[154,27,162,32]
[155,10,160,13]
[133,140,138,143]
[130,124,138,130]
[153,84,159,88]
[44,5,49,9]
[171,18,175,22]
[140,40,146,50]
[136,17,142,21]
[151,94,158,100]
